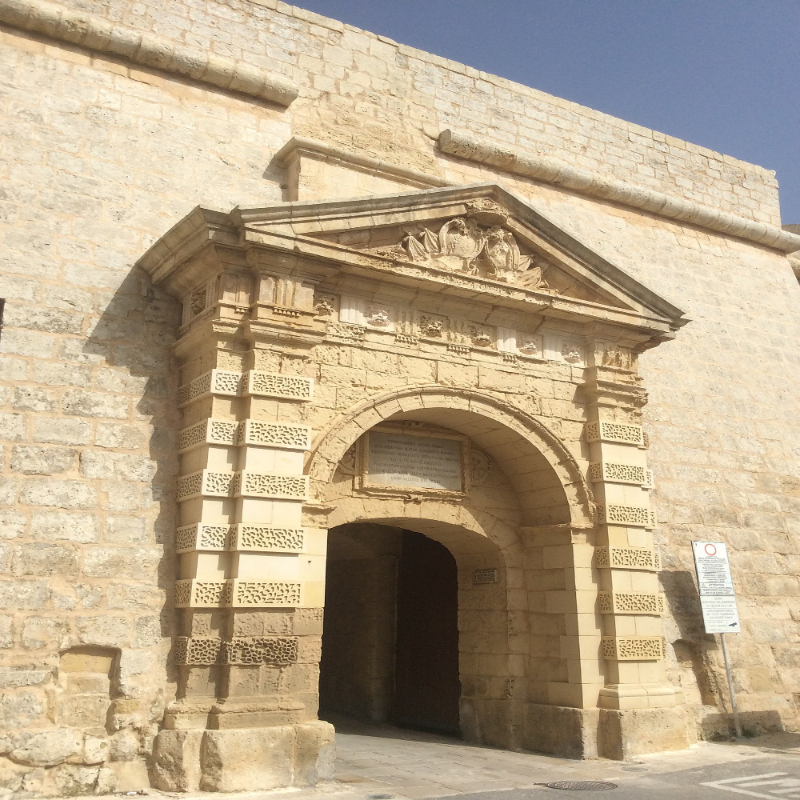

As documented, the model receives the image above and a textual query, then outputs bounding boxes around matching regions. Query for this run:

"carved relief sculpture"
[398,202,551,287]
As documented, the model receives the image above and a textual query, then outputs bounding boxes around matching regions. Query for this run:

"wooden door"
[393,529,461,735]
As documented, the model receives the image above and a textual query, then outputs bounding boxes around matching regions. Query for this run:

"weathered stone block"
[63,390,129,420]
[199,727,293,792]
[598,707,691,759]
[0,616,12,648]
[50,764,102,796]
[57,696,110,728]
[21,616,72,650]
[0,510,26,541]
[11,446,76,476]
[9,729,82,767]
[32,418,93,446]
[523,703,600,759]
[18,479,97,510]
[30,511,100,544]
[150,730,202,792]
[12,543,79,577]
[294,721,335,785]
[0,691,45,728]
[82,736,109,765]
[80,452,156,482]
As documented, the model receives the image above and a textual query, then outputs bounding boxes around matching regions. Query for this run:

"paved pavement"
[102,717,800,800]
[323,717,800,800]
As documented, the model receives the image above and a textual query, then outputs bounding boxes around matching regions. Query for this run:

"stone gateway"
[0,0,799,795]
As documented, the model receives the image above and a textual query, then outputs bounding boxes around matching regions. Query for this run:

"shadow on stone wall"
[662,570,788,740]
[77,263,182,781]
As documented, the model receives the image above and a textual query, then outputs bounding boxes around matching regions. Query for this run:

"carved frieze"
[175,523,306,553]
[601,636,665,661]
[597,504,655,528]
[175,579,303,607]
[585,421,645,446]
[588,462,648,486]
[178,370,313,405]
[598,591,665,615]
[595,546,661,572]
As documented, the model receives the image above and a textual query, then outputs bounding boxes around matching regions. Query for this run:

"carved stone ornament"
[398,204,550,287]
[314,294,336,317]
[471,450,493,484]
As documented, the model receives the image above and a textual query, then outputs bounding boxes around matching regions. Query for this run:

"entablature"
[137,184,688,366]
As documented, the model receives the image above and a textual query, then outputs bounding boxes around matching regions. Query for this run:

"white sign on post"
[692,541,740,633]
[692,540,742,737]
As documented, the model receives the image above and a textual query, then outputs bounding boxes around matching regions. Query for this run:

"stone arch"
[307,384,593,527]
[320,509,524,748]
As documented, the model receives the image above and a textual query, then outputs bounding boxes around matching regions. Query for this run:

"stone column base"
[524,704,691,760]
[151,721,335,792]
[598,706,691,760]
[523,704,600,759]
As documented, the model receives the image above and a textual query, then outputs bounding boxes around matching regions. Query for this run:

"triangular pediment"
[232,183,685,330]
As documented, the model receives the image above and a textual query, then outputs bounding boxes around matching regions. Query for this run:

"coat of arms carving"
[396,201,549,288]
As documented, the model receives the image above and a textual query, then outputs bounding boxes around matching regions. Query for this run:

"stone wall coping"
[0,0,299,106]
[439,130,800,254]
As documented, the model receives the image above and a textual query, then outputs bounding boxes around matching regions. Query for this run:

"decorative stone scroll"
[598,591,665,615]
[174,636,299,665]
[176,470,235,500]
[237,420,311,450]
[175,580,233,608]
[597,504,654,528]
[175,524,306,553]
[585,421,644,446]
[232,472,309,499]
[178,370,243,406]
[588,462,647,485]
[595,546,661,572]
[178,419,238,452]
[245,371,313,401]
[601,636,665,661]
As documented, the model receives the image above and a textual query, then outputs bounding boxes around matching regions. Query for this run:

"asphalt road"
[432,753,800,799]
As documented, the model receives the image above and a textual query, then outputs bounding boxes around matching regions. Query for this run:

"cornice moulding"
[0,0,299,106]
[274,136,450,191]
[438,130,800,254]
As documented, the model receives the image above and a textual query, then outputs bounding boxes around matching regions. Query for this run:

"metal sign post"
[692,541,742,738]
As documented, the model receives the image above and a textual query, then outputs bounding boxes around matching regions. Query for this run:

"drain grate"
[544,781,617,791]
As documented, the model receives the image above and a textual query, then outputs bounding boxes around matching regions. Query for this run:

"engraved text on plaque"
[366,432,463,491]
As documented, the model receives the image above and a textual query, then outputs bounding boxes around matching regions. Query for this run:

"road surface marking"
[702,773,800,799]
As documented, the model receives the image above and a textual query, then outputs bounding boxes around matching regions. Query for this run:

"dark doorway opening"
[319,524,461,736]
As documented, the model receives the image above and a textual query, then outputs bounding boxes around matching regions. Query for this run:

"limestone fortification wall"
[0,0,799,792]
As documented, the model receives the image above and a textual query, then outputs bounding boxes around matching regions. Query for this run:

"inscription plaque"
[365,431,464,491]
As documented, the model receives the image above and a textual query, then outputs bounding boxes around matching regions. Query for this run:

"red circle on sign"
[704,544,717,556]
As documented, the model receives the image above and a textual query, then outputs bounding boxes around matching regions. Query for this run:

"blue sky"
[292,1,800,223]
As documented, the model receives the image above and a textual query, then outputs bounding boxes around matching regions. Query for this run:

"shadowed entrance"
[319,524,461,735]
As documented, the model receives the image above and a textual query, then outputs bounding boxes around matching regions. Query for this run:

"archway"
[309,387,597,751]
[319,523,461,735]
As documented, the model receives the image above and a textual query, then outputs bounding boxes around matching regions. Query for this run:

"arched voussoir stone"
[307,384,593,528]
